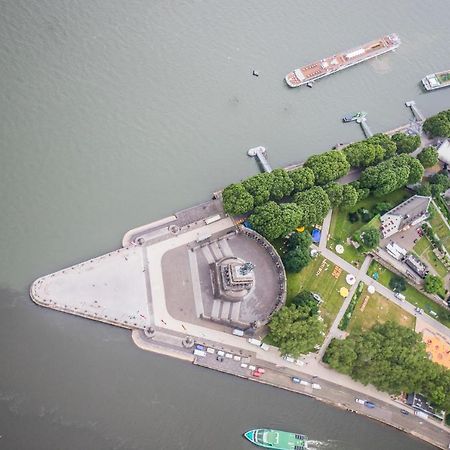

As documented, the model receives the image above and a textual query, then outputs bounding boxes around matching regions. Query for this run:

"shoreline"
[132,328,443,450]
[30,109,450,450]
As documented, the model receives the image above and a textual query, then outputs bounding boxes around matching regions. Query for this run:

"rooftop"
[380,195,431,238]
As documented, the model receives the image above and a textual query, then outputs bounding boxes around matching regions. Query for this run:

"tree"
[269,305,324,357]
[324,182,344,207]
[294,186,331,226]
[404,157,424,184]
[423,109,450,138]
[292,291,319,315]
[222,183,254,215]
[417,146,439,168]
[279,203,303,236]
[324,322,450,409]
[282,247,311,273]
[424,274,444,294]
[242,173,273,207]
[389,276,406,292]
[270,168,294,201]
[285,230,312,251]
[360,228,380,249]
[248,201,284,240]
[373,202,392,215]
[289,167,315,193]
[366,133,397,159]
[391,133,421,154]
[304,150,350,185]
[341,184,359,208]
[416,183,432,196]
[343,142,385,167]
[429,173,450,196]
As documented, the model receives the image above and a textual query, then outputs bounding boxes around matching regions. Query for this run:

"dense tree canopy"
[292,290,319,315]
[282,231,312,273]
[269,304,324,357]
[424,274,444,294]
[248,201,284,240]
[323,322,450,410]
[270,168,294,201]
[391,133,421,154]
[359,155,424,196]
[389,275,406,292]
[279,203,303,237]
[417,146,439,168]
[366,133,397,159]
[324,182,344,207]
[222,183,254,215]
[429,173,450,196]
[294,186,331,226]
[423,109,450,138]
[285,230,312,251]
[242,173,273,207]
[288,167,315,193]
[249,201,303,241]
[343,142,385,168]
[304,150,350,185]
[360,227,380,249]
[341,184,359,208]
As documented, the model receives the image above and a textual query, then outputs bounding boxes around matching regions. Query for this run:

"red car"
[256,367,265,374]
[252,371,262,378]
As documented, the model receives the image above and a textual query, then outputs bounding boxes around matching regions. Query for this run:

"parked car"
[256,367,265,374]
[282,355,295,363]
[252,371,262,378]
[355,398,366,405]
[364,401,376,409]
[312,383,322,390]
[400,409,409,415]
[195,344,206,351]
[291,377,301,384]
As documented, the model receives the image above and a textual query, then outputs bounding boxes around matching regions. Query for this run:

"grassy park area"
[429,203,450,253]
[347,287,415,334]
[286,255,347,331]
[367,261,450,328]
[413,236,448,278]
[327,189,410,265]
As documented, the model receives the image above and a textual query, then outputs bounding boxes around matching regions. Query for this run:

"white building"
[380,195,431,239]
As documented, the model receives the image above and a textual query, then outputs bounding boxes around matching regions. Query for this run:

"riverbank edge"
[131,330,442,449]
[29,112,448,449]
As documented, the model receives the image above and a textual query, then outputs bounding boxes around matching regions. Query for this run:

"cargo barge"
[422,70,450,91]
[285,34,400,88]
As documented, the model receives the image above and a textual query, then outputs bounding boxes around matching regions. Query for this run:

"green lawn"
[413,236,449,278]
[328,189,411,266]
[286,255,347,331]
[347,286,416,334]
[367,261,450,328]
[429,203,450,254]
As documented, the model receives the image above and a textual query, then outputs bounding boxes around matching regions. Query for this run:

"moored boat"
[342,111,367,123]
[422,70,450,91]
[285,34,400,88]
[244,429,308,449]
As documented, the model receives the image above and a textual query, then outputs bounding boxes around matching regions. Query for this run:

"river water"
[1,1,449,448]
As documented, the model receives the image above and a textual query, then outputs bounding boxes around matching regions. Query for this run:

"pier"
[405,100,425,122]
[247,146,272,173]
[357,117,373,138]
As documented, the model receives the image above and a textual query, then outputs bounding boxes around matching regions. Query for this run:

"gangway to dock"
[405,100,425,122]
[247,146,272,173]
[357,117,373,138]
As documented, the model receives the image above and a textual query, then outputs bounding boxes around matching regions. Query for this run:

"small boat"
[422,70,450,91]
[244,429,308,449]
[342,111,367,123]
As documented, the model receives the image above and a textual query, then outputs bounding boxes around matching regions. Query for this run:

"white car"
[312,383,321,390]
[355,398,366,404]
[282,355,295,363]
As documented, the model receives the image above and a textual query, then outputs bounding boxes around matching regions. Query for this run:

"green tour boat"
[244,429,308,449]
